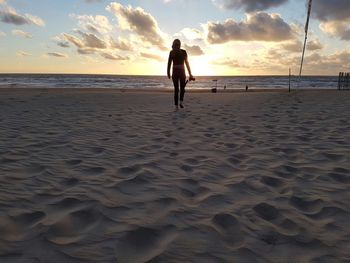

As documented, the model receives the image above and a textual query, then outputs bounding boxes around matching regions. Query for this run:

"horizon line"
[0,73,339,77]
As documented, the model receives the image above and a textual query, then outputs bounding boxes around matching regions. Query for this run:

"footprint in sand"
[253,203,281,222]
[82,166,106,175]
[65,159,82,166]
[115,225,176,263]
[46,207,102,245]
[212,213,244,248]
[261,176,284,188]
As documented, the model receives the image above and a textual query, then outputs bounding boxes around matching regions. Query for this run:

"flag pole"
[299,0,313,79]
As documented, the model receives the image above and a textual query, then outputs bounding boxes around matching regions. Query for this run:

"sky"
[0,0,350,76]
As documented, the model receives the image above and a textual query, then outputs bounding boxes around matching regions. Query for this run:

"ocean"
[0,74,339,90]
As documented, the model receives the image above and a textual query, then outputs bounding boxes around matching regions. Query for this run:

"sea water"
[0,74,338,90]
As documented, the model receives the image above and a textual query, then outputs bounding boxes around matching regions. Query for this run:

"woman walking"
[167,39,194,111]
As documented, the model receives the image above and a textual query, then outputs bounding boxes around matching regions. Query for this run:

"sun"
[190,57,215,76]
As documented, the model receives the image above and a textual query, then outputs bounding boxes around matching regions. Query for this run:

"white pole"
[299,0,313,79]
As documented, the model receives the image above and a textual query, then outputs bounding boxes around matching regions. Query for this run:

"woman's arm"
[184,50,193,77]
[185,58,193,77]
[167,52,172,79]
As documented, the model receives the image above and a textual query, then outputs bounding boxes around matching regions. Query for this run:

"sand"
[0,88,350,262]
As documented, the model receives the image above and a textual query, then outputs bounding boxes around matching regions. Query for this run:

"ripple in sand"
[61,177,79,187]
[115,225,176,263]
[117,165,140,176]
[184,158,199,165]
[115,175,151,195]
[25,163,46,175]
[0,157,19,164]
[306,206,349,220]
[227,157,242,165]
[90,147,105,154]
[289,195,323,214]
[51,197,85,210]
[328,172,350,183]
[322,152,344,161]
[11,211,45,227]
[277,218,300,236]
[310,255,340,263]
[46,207,102,245]
[181,164,193,172]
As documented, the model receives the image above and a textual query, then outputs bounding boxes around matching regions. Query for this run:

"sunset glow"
[1,0,350,75]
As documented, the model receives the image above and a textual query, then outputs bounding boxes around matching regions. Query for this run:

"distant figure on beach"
[167,39,194,111]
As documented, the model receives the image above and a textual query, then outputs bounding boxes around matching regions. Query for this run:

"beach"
[0,88,349,262]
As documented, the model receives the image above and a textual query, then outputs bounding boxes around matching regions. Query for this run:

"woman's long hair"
[172,39,181,50]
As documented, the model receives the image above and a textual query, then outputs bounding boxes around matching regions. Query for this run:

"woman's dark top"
[168,49,188,68]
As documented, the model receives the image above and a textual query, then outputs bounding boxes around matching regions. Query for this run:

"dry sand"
[0,89,350,262]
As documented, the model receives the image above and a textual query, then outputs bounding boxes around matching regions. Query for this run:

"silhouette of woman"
[167,39,194,110]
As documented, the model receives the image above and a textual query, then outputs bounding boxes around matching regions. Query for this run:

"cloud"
[180,28,203,41]
[106,2,166,49]
[100,52,129,60]
[47,52,68,58]
[312,0,350,40]
[212,0,288,12]
[281,39,323,53]
[62,31,107,50]
[140,52,163,61]
[312,0,350,22]
[183,44,205,56]
[320,20,350,40]
[110,37,134,51]
[12,29,32,39]
[77,48,96,55]
[60,31,131,61]
[281,39,301,52]
[253,42,350,75]
[301,50,350,73]
[70,14,112,34]
[0,31,5,37]
[0,6,45,26]
[62,33,84,48]
[211,57,242,68]
[205,12,294,44]
[84,0,103,3]
[57,41,70,48]
[76,30,107,49]
[307,39,324,51]
[17,50,31,57]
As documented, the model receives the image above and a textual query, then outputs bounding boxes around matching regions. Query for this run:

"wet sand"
[0,89,350,262]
